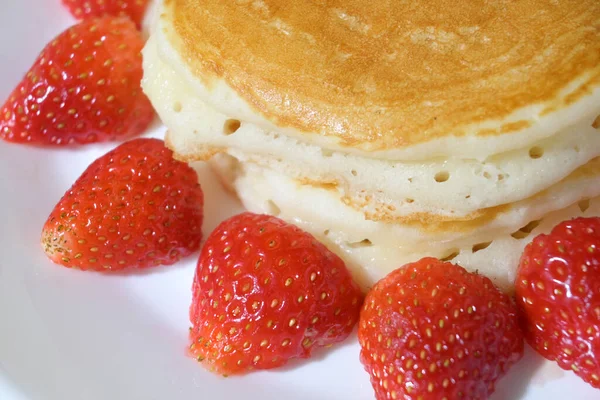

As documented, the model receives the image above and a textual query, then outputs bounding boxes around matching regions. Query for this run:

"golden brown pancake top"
[165,0,600,151]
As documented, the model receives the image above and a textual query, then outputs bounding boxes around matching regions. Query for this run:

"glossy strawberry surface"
[62,0,150,28]
[1,17,153,146]
[189,212,363,375]
[516,217,600,388]
[359,258,524,400]
[42,138,204,270]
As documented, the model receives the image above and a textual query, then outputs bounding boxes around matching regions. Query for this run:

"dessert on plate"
[2,0,600,398]
[142,0,600,291]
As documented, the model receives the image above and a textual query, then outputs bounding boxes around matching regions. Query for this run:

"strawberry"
[189,212,363,375]
[0,17,153,146]
[358,258,523,400]
[62,0,150,29]
[515,217,600,388]
[41,138,203,270]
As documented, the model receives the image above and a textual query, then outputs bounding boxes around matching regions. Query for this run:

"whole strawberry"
[0,17,153,146]
[359,258,523,400]
[41,138,203,270]
[516,217,600,388]
[189,212,363,375]
[62,0,150,29]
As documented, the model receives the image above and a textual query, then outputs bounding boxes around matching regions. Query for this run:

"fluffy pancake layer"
[157,0,600,157]
[142,0,600,291]
[143,36,600,219]
[210,157,600,291]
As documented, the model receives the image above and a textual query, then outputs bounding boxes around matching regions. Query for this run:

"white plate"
[0,2,599,399]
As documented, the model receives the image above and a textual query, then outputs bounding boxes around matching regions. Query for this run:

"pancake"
[142,0,600,292]
[143,37,600,219]
[209,156,600,291]
[150,0,600,159]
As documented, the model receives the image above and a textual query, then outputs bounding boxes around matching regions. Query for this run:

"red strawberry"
[515,217,600,388]
[62,0,150,29]
[41,138,203,270]
[359,258,523,400]
[189,212,363,375]
[0,17,153,146]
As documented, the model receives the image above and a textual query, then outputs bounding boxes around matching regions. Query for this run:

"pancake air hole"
[440,249,459,262]
[529,146,544,159]
[405,198,415,204]
[266,200,281,216]
[347,239,373,248]
[434,171,450,183]
[351,170,358,176]
[578,199,590,213]
[223,119,241,135]
[510,220,541,239]
[323,229,330,236]
[472,241,492,253]
[173,102,182,113]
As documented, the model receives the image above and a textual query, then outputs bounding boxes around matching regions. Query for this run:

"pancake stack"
[142,0,600,290]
